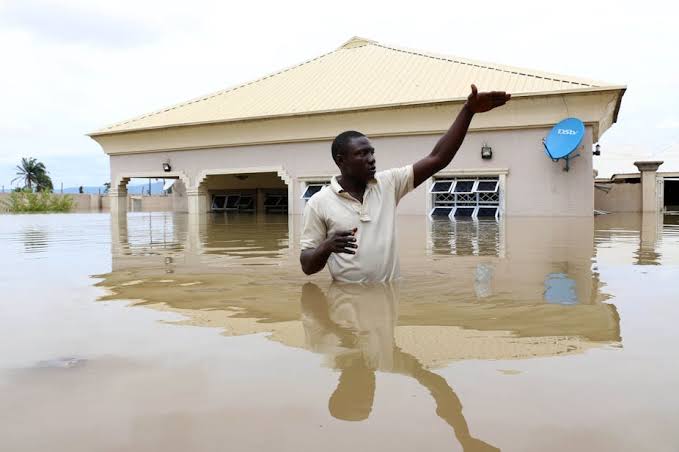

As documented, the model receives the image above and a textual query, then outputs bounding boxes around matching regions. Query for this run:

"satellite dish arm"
[543,138,558,162]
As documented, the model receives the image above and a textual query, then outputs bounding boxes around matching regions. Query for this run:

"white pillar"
[634,161,663,213]
[187,187,208,216]
[109,188,128,217]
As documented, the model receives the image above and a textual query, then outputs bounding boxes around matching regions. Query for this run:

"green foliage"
[36,172,54,192]
[13,157,51,191]
[2,189,74,213]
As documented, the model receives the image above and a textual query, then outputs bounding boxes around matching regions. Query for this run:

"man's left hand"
[465,84,511,114]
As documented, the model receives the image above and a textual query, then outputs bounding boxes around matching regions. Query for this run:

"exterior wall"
[594,183,642,212]
[109,126,595,217]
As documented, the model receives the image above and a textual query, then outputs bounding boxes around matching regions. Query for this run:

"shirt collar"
[330,175,378,194]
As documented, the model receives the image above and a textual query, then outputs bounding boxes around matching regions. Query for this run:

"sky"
[1,0,678,189]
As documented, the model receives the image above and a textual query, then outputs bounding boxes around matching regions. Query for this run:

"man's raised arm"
[412,85,511,188]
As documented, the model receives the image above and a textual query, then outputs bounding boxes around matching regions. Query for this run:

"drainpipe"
[634,161,663,213]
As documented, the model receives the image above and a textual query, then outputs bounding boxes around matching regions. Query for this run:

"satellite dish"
[543,118,585,171]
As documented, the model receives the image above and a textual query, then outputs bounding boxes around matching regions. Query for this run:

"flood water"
[1,212,678,452]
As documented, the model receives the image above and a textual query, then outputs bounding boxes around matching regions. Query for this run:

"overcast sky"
[1,0,677,189]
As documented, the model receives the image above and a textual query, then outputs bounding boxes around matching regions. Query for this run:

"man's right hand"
[322,228,357,255]
[300,228,357,275]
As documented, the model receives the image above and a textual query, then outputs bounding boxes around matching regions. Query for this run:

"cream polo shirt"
[300,165,415,282]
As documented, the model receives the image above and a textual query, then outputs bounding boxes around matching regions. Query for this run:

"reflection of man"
[301,282,499,451]
[300,85,511,282]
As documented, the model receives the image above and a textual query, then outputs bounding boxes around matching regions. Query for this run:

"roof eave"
[88,85,627,138]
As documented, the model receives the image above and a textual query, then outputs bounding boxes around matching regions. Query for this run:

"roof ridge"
[372,42,600,88]
[100,46,342,132]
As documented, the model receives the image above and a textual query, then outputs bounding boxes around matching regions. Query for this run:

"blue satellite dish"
[544,118,585,159]
[543,118,585,171]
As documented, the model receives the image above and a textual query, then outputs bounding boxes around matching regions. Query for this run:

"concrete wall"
[0,193,176,213]
[110,125,595,217]
[0,193,102,212]
[595,183,642,212]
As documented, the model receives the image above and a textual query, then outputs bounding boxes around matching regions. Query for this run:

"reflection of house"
[90,37,625,218]
[101,213,621,368]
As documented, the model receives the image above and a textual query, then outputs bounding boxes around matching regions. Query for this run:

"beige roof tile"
[94,36,616,135]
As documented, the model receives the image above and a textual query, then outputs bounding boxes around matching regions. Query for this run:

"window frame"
[300,183,327,200]
[451,206,477,219]
[428,206,454,218]
[429,180,455,194]
[474,180,500,193]
[474,206,500,220]
[451,179,477,194]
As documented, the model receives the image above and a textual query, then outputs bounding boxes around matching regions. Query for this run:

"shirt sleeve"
[385,165,415,203]
[300,201,327,250]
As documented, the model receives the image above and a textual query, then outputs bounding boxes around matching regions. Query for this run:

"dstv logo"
[557,128,578,135]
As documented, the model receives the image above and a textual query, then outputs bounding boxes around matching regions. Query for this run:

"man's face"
[337,136,376,183]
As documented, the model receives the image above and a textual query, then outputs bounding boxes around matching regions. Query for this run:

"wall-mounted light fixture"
[481,143,493,160]
[593,143,601,156]
[162,162,172,172]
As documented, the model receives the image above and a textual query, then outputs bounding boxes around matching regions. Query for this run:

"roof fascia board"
[89,87,625,138]
[92,90,621,155]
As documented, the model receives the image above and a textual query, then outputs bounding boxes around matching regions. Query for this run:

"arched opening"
[204,172,287,214]
[109,172,190,215]
[197,169,290,216]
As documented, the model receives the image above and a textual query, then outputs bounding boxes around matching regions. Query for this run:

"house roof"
[92,36,624,136]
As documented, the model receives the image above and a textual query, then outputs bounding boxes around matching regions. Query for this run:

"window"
[301,181,330,200]
[212,193,255,212]
[430,206,453,217]
[225,195,241,210]
[430,180,453,194]
[211,195,226,210]
[430,176,500,219]
[264,193,288,214]
[264,194,283,207]
[475,180,499,193]
[452,180,475,194]
[238,196,255,211]
[476,207,499,218]
[453,207,475,218]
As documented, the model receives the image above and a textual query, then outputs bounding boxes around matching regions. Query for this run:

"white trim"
[298,174,335,182]
[436,168,509,178]
[113,171,190,192]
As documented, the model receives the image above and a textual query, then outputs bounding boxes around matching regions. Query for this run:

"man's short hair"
[331,131,365,164]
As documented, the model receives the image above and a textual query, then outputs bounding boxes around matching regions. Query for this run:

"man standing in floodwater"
[300,85,511,282]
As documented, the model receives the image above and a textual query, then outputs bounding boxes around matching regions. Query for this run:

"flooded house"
[89,37,626,218]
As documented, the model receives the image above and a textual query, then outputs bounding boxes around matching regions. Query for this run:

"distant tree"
[78,186,84,194]
[12,157,48,191]
[35,172,53,192]
[103,182,111,193]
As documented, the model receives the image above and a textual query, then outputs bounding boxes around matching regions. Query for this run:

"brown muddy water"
[1,212,678,452]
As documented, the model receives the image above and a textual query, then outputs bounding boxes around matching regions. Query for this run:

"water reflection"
[21,225,49,254]
[99,213,623,359]
[301,282,499,451]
